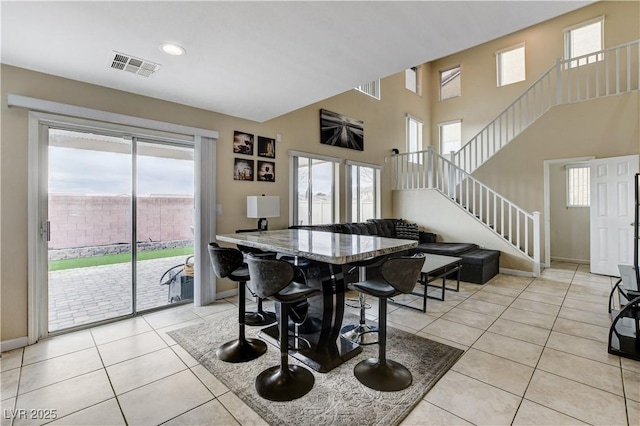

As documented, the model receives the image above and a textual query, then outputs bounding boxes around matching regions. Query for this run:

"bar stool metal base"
[245,311,277,326]
[255,365,315,401]
[216,338,267,363]
[354,358,412,391]
[340,323,379,345]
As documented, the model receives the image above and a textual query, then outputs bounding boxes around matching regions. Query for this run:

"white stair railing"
[392,147,540,276]
[453,40,640,174]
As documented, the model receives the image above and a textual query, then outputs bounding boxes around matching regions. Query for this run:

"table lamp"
[247,195,280,231]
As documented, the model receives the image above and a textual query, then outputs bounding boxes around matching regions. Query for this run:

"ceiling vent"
[109,51,160,77]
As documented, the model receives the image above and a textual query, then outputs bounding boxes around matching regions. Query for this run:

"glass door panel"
[135,141,195,310]
[310,159,334,225]
[295,157,310,225]
[48,129,132,332]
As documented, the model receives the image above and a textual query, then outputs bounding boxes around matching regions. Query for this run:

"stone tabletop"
[216,229,418,265]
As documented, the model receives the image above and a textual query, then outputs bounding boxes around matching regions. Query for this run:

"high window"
[355,80,381,100]
[566,163,590,207]
[439,120,462,155]
[564,16,604,68]
[496,44,526,87]
[406,114,423,155]
[290,151,340,225]
[346,161,381,222]
[440,65,461,100]
[405,66,421,95]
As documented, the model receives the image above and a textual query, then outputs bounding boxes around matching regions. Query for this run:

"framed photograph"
[320,109,364,151]
[233,131,254,155]
[257,160,275,182]
[234,158,254,181]
[257,136,276,158]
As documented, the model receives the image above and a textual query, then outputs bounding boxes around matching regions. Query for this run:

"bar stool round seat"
[247,255,322,402]
[208,243,267,363]
[352,254,425,392]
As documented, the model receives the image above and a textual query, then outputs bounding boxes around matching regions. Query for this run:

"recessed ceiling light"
[161,43,186,56]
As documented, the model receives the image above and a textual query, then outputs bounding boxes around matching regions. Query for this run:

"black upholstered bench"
[459,249,500,284]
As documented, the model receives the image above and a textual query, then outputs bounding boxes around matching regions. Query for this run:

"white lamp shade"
[247,195,280,218]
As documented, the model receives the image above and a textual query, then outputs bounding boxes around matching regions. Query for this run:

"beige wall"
[549,162,590,263]
[393,189,533,272]
[428,1,640,150]
[473,91,639,262]
[1,63,428,342]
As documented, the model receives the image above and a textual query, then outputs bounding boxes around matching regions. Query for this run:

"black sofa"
[291,219,500,284]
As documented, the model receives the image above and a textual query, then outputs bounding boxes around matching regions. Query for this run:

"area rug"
[169,314,463,426]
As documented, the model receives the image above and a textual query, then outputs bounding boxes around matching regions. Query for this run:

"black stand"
[216,281,267,363]
[255,302,315,401]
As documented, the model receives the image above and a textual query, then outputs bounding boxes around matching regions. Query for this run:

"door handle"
[40,220,51,242]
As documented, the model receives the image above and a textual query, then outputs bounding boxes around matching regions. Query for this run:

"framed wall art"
[257,160,275,182]
[233,131,254,155]
[319,109,364,151]
[257,136,276,158]
[234,158,254,181]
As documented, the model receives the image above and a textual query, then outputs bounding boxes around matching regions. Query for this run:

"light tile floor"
[2,261,639,425]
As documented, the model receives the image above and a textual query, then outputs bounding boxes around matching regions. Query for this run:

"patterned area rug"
[169,313,463,426]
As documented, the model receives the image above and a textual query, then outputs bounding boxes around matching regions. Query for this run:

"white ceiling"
[1,1,594,122]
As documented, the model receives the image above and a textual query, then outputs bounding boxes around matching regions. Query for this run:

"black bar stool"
[246,254,322,401]
[208,243,267,363]
[352,254,425,391]
[341,256,387,345]
[236,243,277,326]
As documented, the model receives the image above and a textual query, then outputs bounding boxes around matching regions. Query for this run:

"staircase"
[453,40,640,174]
[393,147,541,276]
[392,40,639,277]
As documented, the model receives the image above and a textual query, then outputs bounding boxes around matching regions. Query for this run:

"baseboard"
[216,288,238,299]
[499,268,535,278]
[1,336,29,352]
[550,256,589,264]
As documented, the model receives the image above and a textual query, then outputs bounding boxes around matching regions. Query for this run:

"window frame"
[563,16,605,69]
[496,43,526,87]
[345,160,381,223]
[439,65,461,100]
[406,114,424,155]
[289,150,340,226]
[438,119,462,156]
[565,162,591,208]
[405,66,422,95]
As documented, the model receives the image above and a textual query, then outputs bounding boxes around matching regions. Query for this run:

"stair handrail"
[452,39,640,174]
[391,147,541,276]
[436,150,533,221]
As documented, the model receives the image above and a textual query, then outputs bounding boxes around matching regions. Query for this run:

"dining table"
[215,228,418,372]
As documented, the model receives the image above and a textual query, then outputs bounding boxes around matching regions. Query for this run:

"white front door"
[590,155,639,276]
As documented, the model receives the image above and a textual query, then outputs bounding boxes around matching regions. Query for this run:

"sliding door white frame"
[18,98,218,344]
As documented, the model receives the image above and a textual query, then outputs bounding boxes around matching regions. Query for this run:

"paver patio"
[48,255,192,332]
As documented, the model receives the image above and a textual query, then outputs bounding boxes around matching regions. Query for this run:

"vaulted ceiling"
[1,1,593,122]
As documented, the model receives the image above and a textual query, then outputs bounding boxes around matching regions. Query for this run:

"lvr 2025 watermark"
[3,409,57,420]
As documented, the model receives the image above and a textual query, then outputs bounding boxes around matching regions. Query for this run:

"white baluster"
[533,211,541,277]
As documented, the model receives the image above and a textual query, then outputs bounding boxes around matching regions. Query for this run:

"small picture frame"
[257,160,275,182]
[234,158,254,181]
[257,136,276,158]
[233,131,254,156]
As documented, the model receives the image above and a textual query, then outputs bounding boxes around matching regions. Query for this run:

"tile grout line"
[515,270,630,425]
[418,277,534,425]
[504,272,567,425]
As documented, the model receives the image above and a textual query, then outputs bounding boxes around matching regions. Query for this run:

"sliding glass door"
[47,129,194,333]
[135,141,194,311]
[292,154,339,226]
